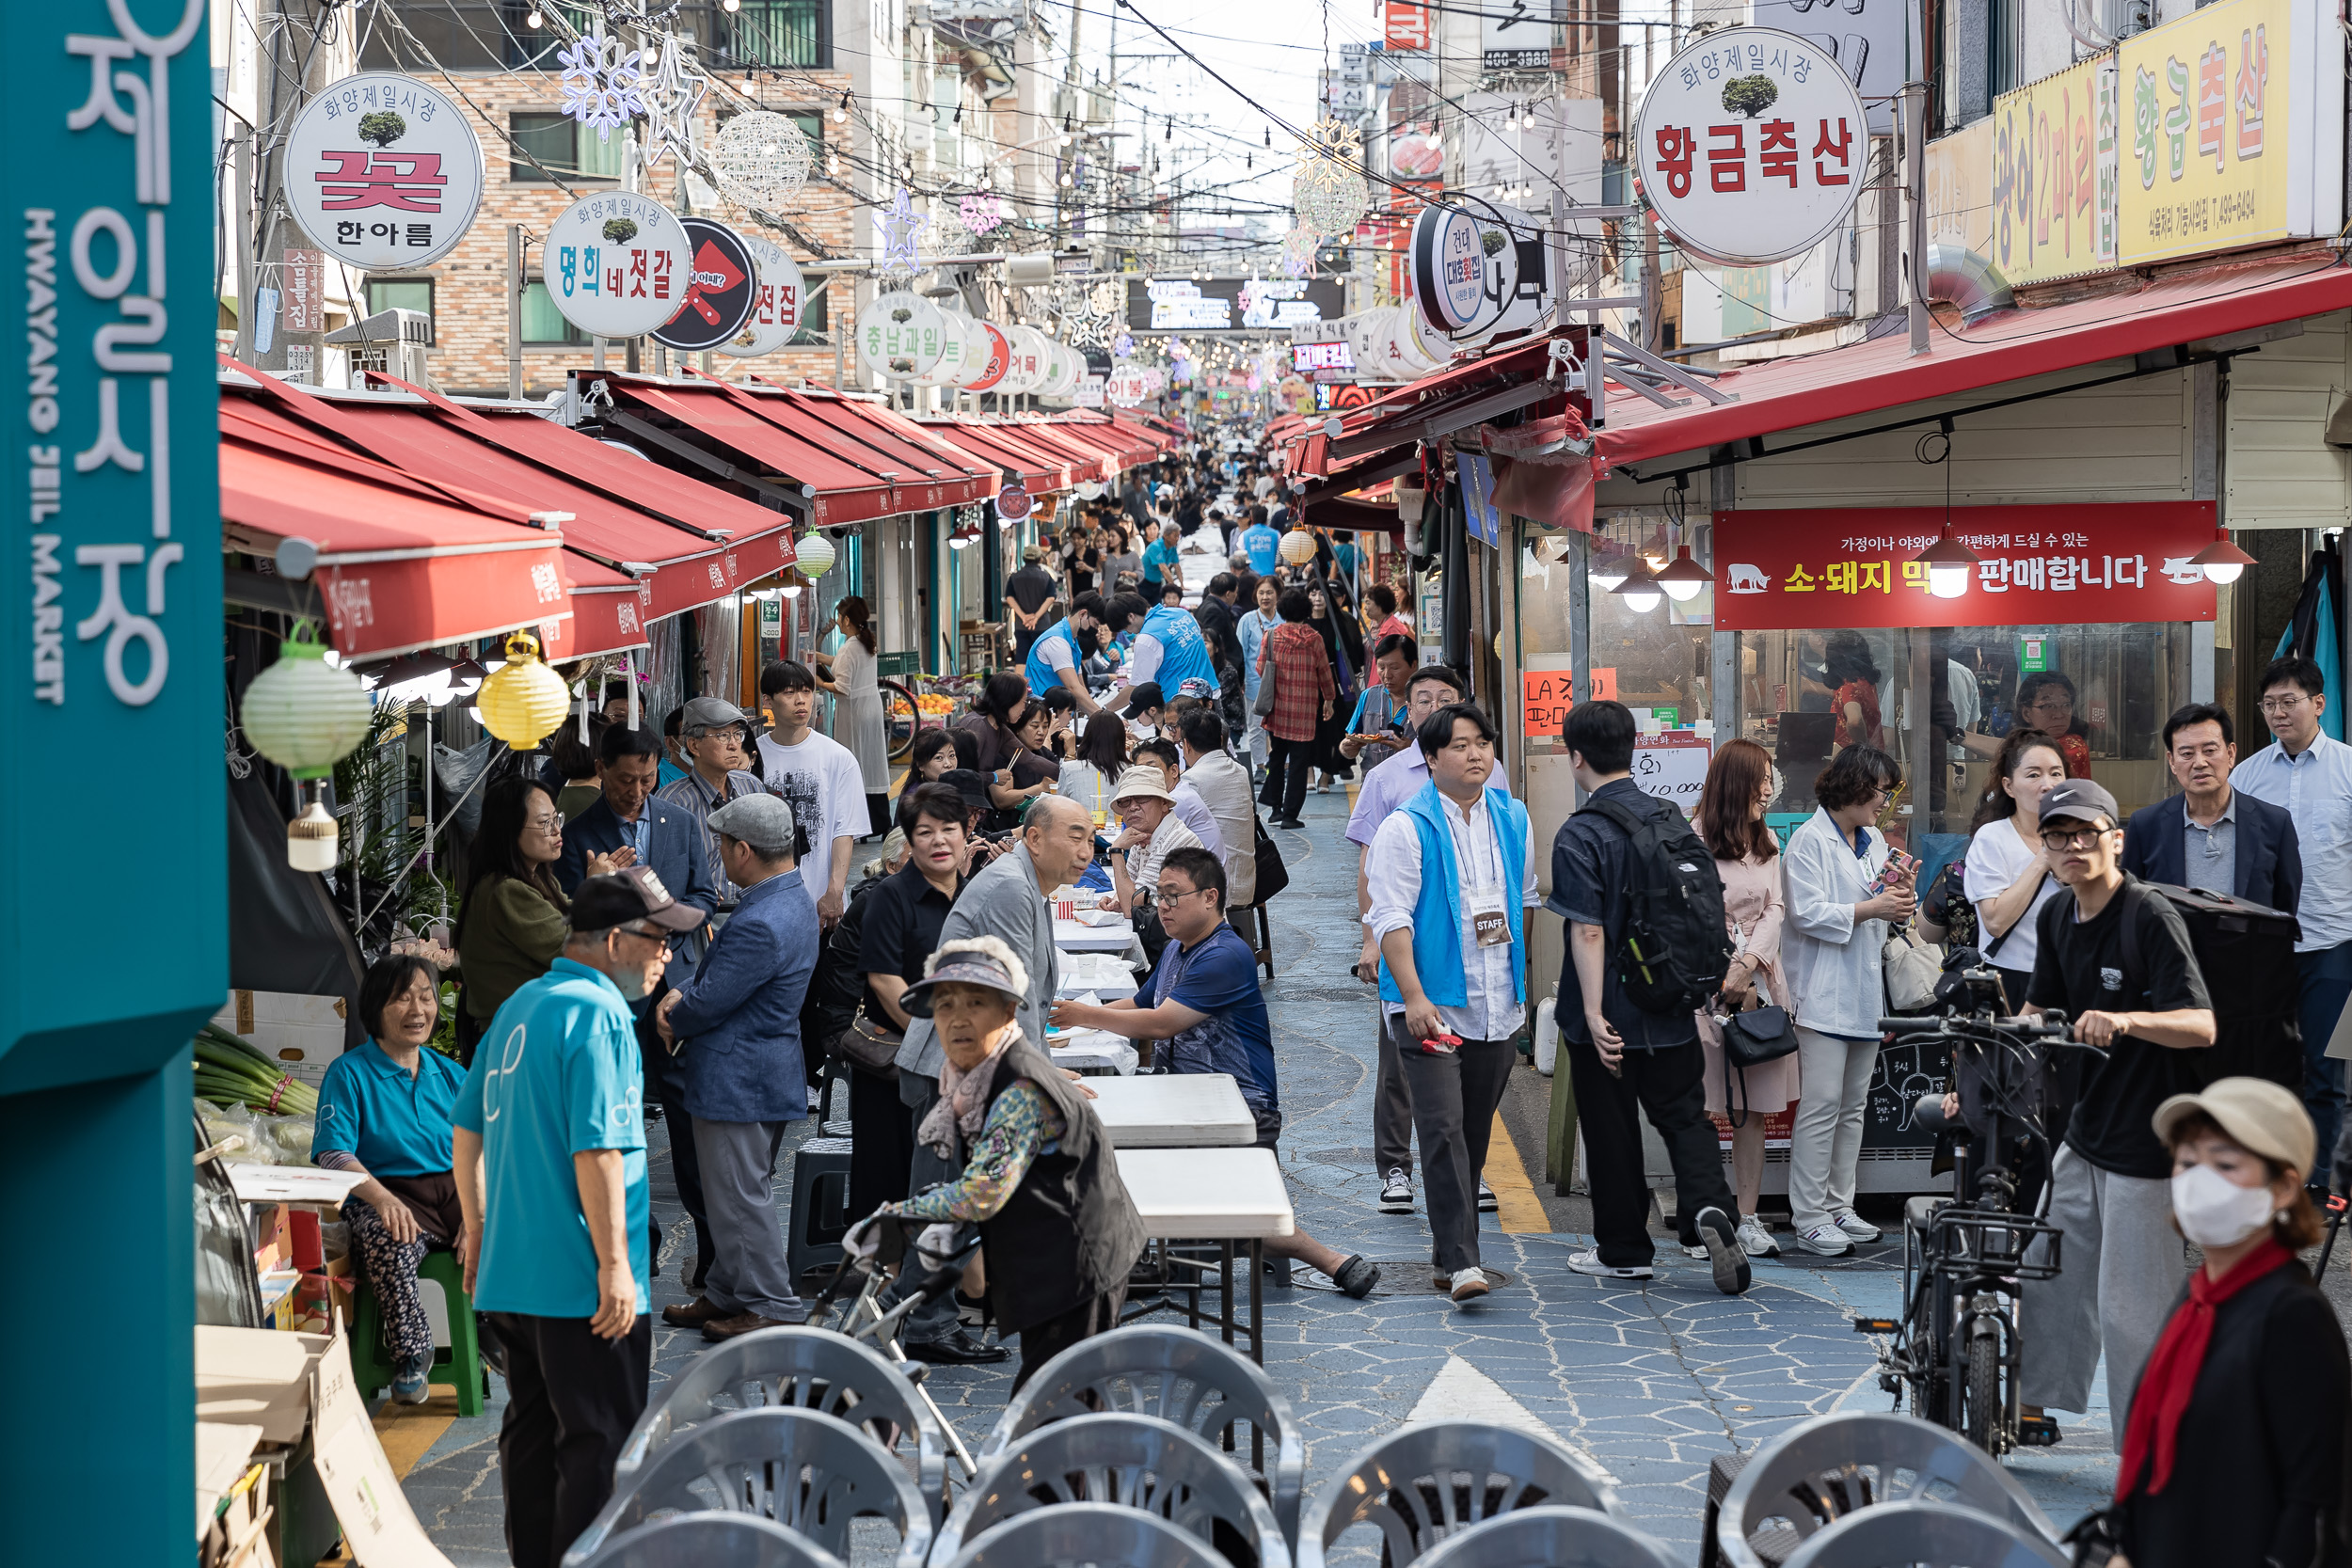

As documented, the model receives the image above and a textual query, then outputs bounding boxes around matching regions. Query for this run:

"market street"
[384,784,2123,1563]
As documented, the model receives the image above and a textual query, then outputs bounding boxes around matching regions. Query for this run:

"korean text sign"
[1993,55,2121,284]
[2117,0,2336,264]
[1710,505,2218,631]
[8,0,223,1062]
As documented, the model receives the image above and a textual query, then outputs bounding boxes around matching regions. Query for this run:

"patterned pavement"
[397,777,2121,1565]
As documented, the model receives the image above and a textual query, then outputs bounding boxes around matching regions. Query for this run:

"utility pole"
[252,0,346,383]
[1906,81,1929,356]
[507,226,526,400]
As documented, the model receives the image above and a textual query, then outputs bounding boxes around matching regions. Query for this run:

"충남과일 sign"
[1636,27,1869,265]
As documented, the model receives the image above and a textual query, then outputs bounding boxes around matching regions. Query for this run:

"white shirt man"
[754,664,868,927]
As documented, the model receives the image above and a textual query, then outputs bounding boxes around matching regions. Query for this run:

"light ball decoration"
[239,633,374,872]
[1278,528,1318,567]
[475,630,572,751]
[709,110,814,213]
[792,530,837,579]
[1291,118,1370,240]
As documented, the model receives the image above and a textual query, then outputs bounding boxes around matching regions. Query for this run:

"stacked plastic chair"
[1777,1499,2072,1568]
[1295,1421,1622,1568]
[569,1513,846,1568]
[940,1500,1232,1568]
[1414,1504,1685,1568]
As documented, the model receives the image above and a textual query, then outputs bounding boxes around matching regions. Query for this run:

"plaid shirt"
[1257,621,1335,742]
[654,767,769,900]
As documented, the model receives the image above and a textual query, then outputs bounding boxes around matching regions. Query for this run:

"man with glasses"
[2017,779,2217,1444]
[453,866,703,1568]
[653,794,823,1339]
[2232,655,2352,1191]
[655,696,767,901]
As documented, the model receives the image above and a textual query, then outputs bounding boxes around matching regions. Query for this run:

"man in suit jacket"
[880,794,1099,1362]
[556,722,723,1285]
[654,794,820,1338]
[2122,702,2301,912]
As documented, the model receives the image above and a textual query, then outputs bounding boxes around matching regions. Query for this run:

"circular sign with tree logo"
[653,218,758,352]
[282,73,485,271]
[1632,27,1868,265]
[542,192,695,339]
[854,291,948,382]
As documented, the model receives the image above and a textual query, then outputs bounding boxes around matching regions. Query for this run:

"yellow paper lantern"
[1278,528,1318,566]
[476,630,571,750]
[240,636,373,782]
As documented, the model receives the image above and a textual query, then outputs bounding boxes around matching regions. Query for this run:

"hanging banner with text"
[1710,504,2219,630]
[1992,54,2121,285]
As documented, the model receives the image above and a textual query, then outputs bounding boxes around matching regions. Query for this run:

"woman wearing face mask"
[2103,1078,2348,1568]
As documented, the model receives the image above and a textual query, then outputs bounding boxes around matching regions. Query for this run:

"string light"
[834,90,850,123]
[524,5,541,23]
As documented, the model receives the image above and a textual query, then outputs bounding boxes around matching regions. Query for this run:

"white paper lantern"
[1279,528,1318,566]
[241,637,373,781]
[793,531,837,578]
[710,110,814,213]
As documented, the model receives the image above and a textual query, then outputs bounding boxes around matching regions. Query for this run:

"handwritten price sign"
[1521,667,1616,739]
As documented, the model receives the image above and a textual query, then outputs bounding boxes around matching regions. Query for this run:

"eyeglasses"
[2039,825,2113,849]
[613,924,677,951]
[2259,694,2313,714]
[1158,884,1214,907]
[525,815,564,833]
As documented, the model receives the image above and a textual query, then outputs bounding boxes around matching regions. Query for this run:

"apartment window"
[521,281,591,345]
[791,285,829,344]
[727,0,828,68]
[366,278,435,317]
[510,111,627,183]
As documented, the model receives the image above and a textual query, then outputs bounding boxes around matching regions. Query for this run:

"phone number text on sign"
[1710,504,2219,631]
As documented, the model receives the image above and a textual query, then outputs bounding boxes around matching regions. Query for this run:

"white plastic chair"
[1294,1420,1622,1568]
[1777,1500,2072,1568]
[1413,1505,1685,1568]
[571,1513,847,1568]
[560,1408,930,1568]
[940,1501,1231,1568]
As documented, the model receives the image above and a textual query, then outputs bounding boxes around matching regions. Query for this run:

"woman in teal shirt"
[314,955,468,1403]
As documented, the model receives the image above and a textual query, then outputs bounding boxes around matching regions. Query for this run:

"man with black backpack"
[1549,700,1753,1295]
[1366,703,1542,1306]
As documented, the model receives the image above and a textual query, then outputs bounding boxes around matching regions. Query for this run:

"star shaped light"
[875,187,928,276]
[636,31,709,170]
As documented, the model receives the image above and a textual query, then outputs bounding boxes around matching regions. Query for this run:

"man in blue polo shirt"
[1053,847,1378,1300]
[1024,590,1108,718]
[1240,509,1280,578]
[453,866,705,1568]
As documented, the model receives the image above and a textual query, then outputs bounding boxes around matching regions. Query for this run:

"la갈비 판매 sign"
[1711,504,2219,630]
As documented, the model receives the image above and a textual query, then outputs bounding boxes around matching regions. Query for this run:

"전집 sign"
[1711,504,2219,630]
[281,72,485,273]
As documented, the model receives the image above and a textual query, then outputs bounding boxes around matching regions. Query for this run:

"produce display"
[194,1024,320,1117]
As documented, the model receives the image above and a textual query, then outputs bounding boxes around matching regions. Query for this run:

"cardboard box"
[308,1334,455,1567]
[212,990,350,1089]
[252,1203,292,1275]
[197,1325,331,1444]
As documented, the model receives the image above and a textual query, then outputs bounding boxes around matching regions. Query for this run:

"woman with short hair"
[454,776,612,1060]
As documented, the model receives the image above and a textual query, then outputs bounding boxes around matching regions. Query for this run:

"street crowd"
[307,433,2348,1568]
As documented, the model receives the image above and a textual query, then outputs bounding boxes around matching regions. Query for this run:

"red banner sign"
[1710,504,2219,630]
[1384,0,1431,51]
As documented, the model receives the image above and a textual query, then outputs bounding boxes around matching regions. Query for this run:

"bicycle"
[1853,961,2098,1457]
[877,677,926,763]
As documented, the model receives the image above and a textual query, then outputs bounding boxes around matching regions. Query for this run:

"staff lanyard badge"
[1469,883,1511,947]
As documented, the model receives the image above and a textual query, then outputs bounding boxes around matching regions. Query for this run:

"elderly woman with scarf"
[2103,1077,2349,1568]
[867,936,1145,1389]
[1304,579,1360,793]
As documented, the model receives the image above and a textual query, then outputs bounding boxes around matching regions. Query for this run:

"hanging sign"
[544,192,693,339]
[962,320,1012,391]
[1635,28,1870,265]
[855,291,947,381]
[995,486,1034,523]
[1385,0,1433,51]
[1710,504,2220,631]
[912,313,977,388]
[715,232,804,358]
[282,72,485,272]
[281,250,326,332]
[1482,0,1555,71]
[1410,201,1498,333]
[652,217,756,352]
[1992,55,2122,285]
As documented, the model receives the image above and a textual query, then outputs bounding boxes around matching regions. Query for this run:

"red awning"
[927,420,1077,491]
[220,431,578,660]
[1056,412,1156,467]
[1003,420,1119,483]
[1283,334,1568,477]
[1594,253,2352,471]
[594,375,901,525]
[743,377,1000,511]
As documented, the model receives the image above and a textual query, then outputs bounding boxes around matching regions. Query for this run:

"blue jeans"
[2296,942,2352,1188]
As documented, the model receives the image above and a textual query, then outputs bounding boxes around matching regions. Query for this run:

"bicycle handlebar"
[1878,1011,2072,1037]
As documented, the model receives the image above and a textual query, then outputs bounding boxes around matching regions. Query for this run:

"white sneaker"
[1795,1223,1855,1257]
[1736,1216,1780,1257]
[1476,1180,1499,1213]
[1833,1210,1883,1243]
[1566,1249,1654,1280]
[1449,1266,1491,1303]
[1378,1168,1413,1212]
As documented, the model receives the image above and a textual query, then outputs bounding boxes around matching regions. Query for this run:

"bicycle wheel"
[1963,1317,2003,1454]
[879,680,923,763]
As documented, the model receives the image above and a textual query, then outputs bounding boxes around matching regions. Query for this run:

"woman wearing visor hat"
[861,936,1144,1388]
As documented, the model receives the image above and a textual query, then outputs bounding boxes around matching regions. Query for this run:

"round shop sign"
[714,231,804,358]
[1633,26,1869,265]
[282,72,485,271]
[856,291,948,382]
[1409,201,1496,334]
[993,327,1046,395]
[961,321,1013,391]
[1038,339,1082,398]
[543,192,694,339]
[654,218,758,352]
[1105,365,1149,405]
[950,317,1006,389]
[910,314,973,387]
[996,485,1034,523]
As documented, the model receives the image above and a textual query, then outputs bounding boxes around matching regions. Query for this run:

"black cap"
[571,865,707,934]
[938,768,994,817]
[2037,778,2121,831]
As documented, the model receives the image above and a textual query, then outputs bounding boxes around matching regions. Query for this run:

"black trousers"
[638,1023,712,1288]
[1565,1035,1738,1269]
[1012,1284,1128,1393]
[1389,1017,1516,1275]
[848,1065,916,1222]
[489,1311,652,1568]
[1259,736,1312,821]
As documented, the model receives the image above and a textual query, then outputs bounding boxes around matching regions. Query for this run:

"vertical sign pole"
[1907,81,1930,357]
[507,225,525,401]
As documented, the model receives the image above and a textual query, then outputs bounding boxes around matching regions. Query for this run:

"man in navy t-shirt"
[1052,847,1377,1298]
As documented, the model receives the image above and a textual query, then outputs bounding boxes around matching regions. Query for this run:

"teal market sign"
[6,0,222,1086]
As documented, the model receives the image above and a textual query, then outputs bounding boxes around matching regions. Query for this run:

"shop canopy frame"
[926,420,1078,492]
[1281,334,1573,479]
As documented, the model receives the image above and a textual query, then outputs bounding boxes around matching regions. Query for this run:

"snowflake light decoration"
[1111,332,1134,359]
[957,503,987,531]
[710,109,812,211]
[874,187,928,276]
[558,32,645,141]
[636,32,709,170]
[959,191,1005,236]
[1089,279,1124,315]
[1291,117,1370,239]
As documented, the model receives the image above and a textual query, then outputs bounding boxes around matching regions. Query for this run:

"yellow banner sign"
[1992,56,2121,285]
[1926,118,1995,258]
[2118,0,2293,264]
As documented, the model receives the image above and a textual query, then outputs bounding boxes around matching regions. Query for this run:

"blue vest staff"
[1022,592,1108,717]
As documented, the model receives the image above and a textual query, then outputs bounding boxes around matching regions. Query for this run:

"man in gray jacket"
[885,794,1096,1360]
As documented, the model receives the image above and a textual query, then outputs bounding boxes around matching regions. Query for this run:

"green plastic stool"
[348,1249,490,1417]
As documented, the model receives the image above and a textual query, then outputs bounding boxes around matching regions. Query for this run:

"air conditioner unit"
[326,308,435,389]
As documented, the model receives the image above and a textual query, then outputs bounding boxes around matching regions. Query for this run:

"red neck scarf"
[2115,1236,2292,1500]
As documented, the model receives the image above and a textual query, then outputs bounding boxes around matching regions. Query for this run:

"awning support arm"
[1597,330,1738,404]
[601,410,814,518]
